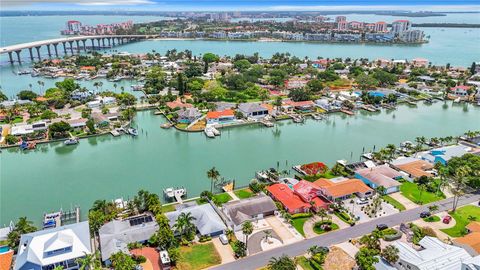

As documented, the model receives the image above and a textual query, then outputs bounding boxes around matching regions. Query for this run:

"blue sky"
[2,0,480,11]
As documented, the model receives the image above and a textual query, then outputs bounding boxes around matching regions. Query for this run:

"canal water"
[1,102,479,224]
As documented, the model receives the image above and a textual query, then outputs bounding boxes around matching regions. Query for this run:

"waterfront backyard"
[1,102,480,225]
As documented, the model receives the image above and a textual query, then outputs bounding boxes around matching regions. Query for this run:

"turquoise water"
[1,102,479,225]
[0,246,9,253]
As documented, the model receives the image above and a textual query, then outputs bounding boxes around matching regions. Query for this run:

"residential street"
[211,193,480,270]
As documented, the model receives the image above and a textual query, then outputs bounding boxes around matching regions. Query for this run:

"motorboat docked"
[19,141,36,150]
[204,127,215,138]
[64,138,79,145]
[255,168,280,182]
[311,113,324,120]
[211,127,220,136]
[17,69,31,75]
[163,187,187,203]
[127,128,138,136]
[161,123,173,129]
[292,115,305,123]
[43,211,62,229]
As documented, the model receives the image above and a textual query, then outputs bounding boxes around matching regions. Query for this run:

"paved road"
[211,193,480,270]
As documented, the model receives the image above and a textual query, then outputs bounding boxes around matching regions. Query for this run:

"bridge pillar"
[76,40,81,52]
[107,38,111,47]
[53,43,59,57]
[96,38,101,49]
[15,50,22,64]
[28,47,34,61]
[8,51,14,64]
[35,46,41,60]
[90,39,95,50]
[101,38,105,47]
[68,41,74,54]
[46,44,52,58]
[82,40,87,51]
[62,42,67,55]
[112,37,116,46]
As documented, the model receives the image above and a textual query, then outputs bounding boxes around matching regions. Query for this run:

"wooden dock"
[340,109,355,116]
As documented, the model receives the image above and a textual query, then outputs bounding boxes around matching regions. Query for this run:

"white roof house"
[14,221,92,270]
[462,255,480,270]
[165,203,226,237]
[392,236,473,270]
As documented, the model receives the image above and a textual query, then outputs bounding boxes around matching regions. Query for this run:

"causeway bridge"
[0,34,158,64]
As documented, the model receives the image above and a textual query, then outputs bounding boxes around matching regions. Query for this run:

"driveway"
[413,211,457,241]
[389,192,418,210]
[265,216,300,244]
[211,193,480,270]
[212,238,235,264]
[248,229,281,255]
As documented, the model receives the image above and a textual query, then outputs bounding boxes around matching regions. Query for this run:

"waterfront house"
[295,161,328,175]
[166,100,193,110]
[66,118,88,131]
[453,222,480,256]
[389,236,473,270]
[206,109,235,125]
[98,213,158,263]
[0,99,31,108]
[70,90,93,101]
[87,96,116,108]
[177,107,202,124]
[283,100,316,112]
[165,203,226,237]
[222,194,277,231]
[313,178,374,201]
[266,183,311,214]
[213,102,236,111]
[412,58,429,67]
[92,112,119,126]
[10,121,48,136]
[14,221,92,270]
[237,103,269,119]
[293,180,330,211]
[450,85,471,98]
[390,157,434,181]
[355,165,403,194]
[417,145,474,165]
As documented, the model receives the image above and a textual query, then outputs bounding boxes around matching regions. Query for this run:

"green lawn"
[303,171,338,182]
[177,243,221,270]
[213,193,232,206]
[400,181,445,205]
[423,216,440,222]
[291,217,310,237]
[313,221,339,235]
[382,195,406,211]
[234,188,254,199]
[441,205,480,237]
[161,203,177,213]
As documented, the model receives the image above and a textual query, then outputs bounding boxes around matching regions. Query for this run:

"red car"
[443,215,452,224]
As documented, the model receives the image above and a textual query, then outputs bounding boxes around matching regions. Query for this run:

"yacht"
[64,138,79,145]
[127,128,138,136]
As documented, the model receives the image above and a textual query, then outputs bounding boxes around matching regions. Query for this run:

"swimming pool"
[0,245,10,253]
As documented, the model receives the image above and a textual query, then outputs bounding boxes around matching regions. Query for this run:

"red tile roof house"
[283,100,316,112]
[449,85,471,98]
[267,183,311,214]
[295,162,328,176]
[206,109,235,125]
[166,100,193,110]
[293,180,330,212]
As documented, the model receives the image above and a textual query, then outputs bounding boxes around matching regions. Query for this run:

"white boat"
[204,127,215,138]
[312,113,323,120]
[127,128,138,136]
[453,97,461,103]
[64,138,79,145]
[131,84,144,91]
[211,127,220,136]
[292,115,304,123]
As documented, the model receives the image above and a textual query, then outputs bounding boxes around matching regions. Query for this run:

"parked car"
[219,234,228,245]
[376,224,388,231]
[356,198,369,205]
[420,211,431,218]
[443,215,452,224]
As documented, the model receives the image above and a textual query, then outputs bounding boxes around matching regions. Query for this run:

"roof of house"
[355,165,402,188]
[166,100,193,109]
[293,180,321,202]
[419,145,471,164]
[177,107,201,118]
[206,109,234,119]
[223,194,277,226]
[98,214,158,261]
[0,250,13,270]
[454,232,480,255]
[238,103,268,114]
[391,158,434,178]
[165,203,226,236]
[299,162,327,175]
[313,178,373,198]
[267,184,310,211]
[393,236,472,270]
[467,222,480,232]
[14,221,92,270]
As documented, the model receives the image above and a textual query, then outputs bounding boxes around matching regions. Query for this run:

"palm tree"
[225,229,234,242]
[263,230,272,243]
[381,245,399,265]
[376,186,386,196]
[207,167,220,193]
[317,208,328,223]
[428,204,439,213]
[449,166,471,212]
[242,221,254,251]
[416,176,430,204]
[268,255,296,270]
[76,252,95,270]
[174,212,196,240]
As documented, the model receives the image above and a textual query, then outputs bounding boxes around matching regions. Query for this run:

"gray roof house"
[14,221,92,270]
[418,144,473,165]
[165,203,226,237]
[98,214,158,262]
[237,103,269,119]
[222,194,277,230]
[177,107,202,123]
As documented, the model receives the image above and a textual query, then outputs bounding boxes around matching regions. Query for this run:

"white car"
[356,198,369,205]
[219,234,228,245]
